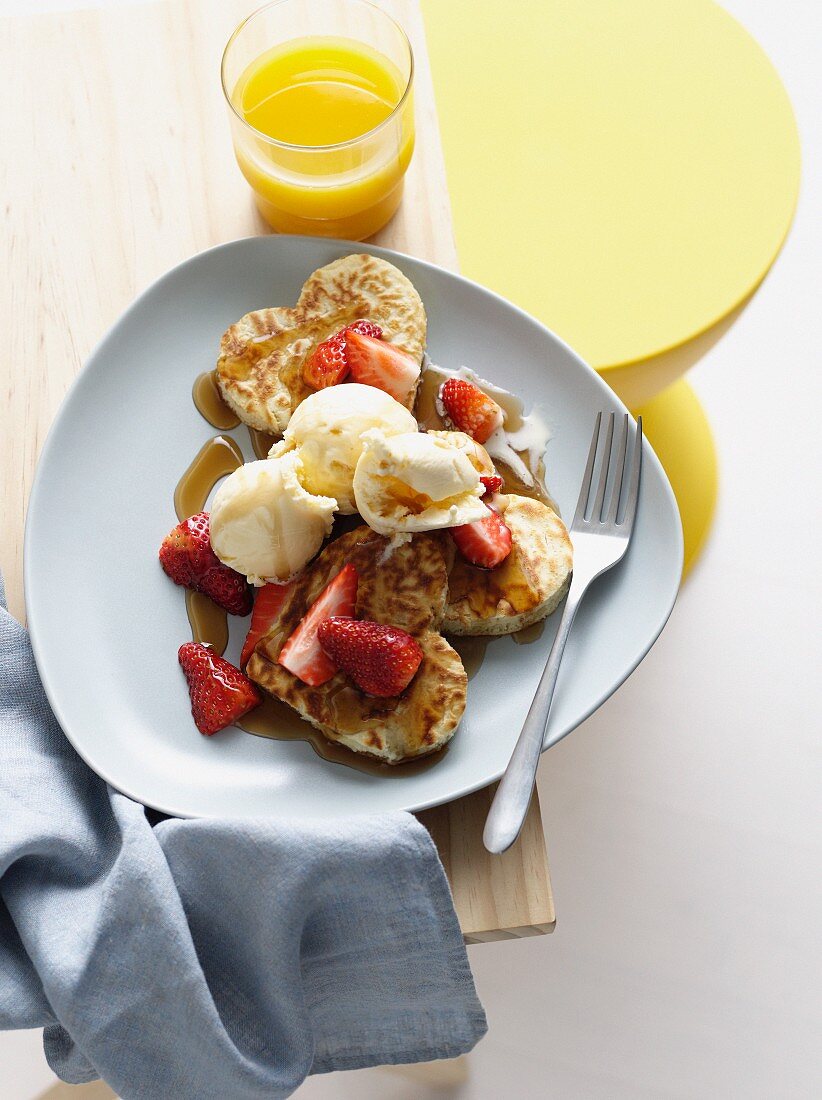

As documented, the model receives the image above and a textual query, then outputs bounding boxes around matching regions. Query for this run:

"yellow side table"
[423,0,800,575]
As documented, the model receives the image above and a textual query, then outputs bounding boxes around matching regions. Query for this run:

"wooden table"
[0,0,554,942]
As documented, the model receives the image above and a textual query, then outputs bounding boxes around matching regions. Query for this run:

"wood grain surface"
[0,0,554,941]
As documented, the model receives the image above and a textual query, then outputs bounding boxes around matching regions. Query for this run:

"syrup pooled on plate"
[249,429,278,460]
[174,435,245,656]
[237,691,449,777]
[192,371,240,430]
[511,620,546,646]
[450,635,489,680]
[192,369,278,461]
[185,590,229,656]
[174,435,244,521]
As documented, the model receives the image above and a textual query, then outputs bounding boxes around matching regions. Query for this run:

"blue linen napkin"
[0,573,486,1098]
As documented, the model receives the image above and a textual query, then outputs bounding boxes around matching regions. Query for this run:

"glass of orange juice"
[221,0,415,240]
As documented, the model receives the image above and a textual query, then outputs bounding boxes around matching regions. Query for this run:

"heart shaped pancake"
[216,254,427,433]
[246,525,466,764]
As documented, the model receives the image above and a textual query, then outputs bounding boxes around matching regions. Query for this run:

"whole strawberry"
[318,617,423,698]
[159,511,252,616]
[178,642,261,735]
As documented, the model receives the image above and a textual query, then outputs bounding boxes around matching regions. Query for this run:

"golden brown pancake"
[443,495,573,635]
[246,526,466,763]
[216,255,427,433]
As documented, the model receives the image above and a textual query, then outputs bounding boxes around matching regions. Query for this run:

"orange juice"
[230,37,414,239]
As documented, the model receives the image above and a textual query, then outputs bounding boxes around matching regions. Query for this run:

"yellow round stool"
[423,0,800,576]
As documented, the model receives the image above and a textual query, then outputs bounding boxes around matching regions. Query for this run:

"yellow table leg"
[631,379,719,579]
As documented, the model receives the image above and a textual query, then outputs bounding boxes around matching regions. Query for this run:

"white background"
[2,0,820,1097]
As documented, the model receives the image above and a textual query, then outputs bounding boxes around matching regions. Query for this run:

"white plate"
[25,236,682,820]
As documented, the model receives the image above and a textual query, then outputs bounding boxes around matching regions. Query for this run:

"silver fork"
[483,412,644,854]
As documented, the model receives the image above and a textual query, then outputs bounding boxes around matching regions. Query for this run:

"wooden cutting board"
[0,0,554,942]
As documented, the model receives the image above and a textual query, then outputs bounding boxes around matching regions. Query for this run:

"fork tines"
[573,412,643,532]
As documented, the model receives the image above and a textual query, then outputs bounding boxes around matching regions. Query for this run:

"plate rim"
[24,233,684,819]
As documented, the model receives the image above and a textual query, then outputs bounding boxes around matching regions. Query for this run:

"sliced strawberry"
[344,328,420,403]
[346,319,383,340]
[303,330,348,389]
[480,473,504,496]
[241,581,293,668]
[318,617,423,698]
[302,320,384,390]
[160,512,252,615]
[178,642,261,735]
[451,508,513,568]
[439,378,504,444]
[278,563,359,686]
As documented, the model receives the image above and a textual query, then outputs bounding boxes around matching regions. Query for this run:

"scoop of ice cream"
[353,430,488,535]
[210,453,337,584]
[271,384,418,513]
[425,430,495,476]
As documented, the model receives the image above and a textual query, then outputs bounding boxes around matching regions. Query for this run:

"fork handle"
[483,579,584,854]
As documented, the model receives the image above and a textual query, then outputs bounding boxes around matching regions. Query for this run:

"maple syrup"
[185,590,229,655]
[238,693,448,776]
[174,435,244,657]
[191,370,280,461]
[192,371,240,430]
[450,635,489,680]
[249,429,279,460]
[174,435,244,520]
[512,619,546,646]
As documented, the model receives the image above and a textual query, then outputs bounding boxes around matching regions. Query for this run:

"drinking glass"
[221,0,415,240]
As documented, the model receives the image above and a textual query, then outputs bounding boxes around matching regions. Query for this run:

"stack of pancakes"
[218,255,572,764]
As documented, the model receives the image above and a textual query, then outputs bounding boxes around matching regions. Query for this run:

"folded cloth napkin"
[0,573,486,1099]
